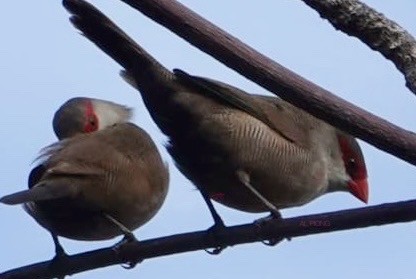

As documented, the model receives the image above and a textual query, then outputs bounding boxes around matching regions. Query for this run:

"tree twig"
[2,198,416,279]
[3,1,416,278]
[104,0,416,166]
[301,0,416,95]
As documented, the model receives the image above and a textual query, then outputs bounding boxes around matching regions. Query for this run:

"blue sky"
[1,1,416,277]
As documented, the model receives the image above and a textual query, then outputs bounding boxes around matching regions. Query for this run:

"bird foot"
[51,234,68,261]
[112,233,142,269]
[204,221,228,255]
[49,250,69,279]
[48,235,69,278]
[254,212,288,246]
[53,246,68,262]
[104,213,142,268]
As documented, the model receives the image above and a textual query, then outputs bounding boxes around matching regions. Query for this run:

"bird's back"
[26,123,169,240]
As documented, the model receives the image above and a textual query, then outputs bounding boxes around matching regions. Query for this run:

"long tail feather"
[0,183,78,205]
[63,0,172,89]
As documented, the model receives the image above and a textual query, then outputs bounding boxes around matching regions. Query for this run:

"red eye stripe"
[83,100,99,133]
[338,136,352,160]
[337,135,367,180]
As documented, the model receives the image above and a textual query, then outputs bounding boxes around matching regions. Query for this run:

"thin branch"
[108,0,416,166]
[4,1,411,277]
[3,199,416,279]
[301,0,416,95]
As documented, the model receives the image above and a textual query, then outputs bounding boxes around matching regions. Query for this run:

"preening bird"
[63,0,368,231]
[0,97,169,258]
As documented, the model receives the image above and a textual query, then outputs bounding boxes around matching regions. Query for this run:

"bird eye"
[88,116,97,126]
[84,114,99,133]
[346,158,357,172]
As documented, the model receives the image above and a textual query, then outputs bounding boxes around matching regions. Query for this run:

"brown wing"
[44,123,164,191]
[1,138,108,205]
[174,69,317,148]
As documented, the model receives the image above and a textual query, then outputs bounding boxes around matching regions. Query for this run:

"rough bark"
[2,199,416,279]
[302,0,416,94]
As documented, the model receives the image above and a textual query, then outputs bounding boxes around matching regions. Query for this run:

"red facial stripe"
[83,100,99,133]
[338,136,367,180]
[338,136,355,165]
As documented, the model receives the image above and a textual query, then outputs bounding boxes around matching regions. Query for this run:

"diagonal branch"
[2,199,416,279]
[301,0,416,95]
[106,0,416,166]
[3,1,416,278]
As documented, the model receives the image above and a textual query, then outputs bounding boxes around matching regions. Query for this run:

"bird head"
[53,97,132,139]
[334,133,369,203]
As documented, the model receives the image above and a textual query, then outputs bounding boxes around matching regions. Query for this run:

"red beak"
[348,178,369,204]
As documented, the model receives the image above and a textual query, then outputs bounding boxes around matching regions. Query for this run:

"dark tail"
[0,182,78,205]
[63,0,173,89]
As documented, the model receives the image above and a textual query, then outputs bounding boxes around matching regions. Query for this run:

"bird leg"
[236,170,286,246]
[199,189,228,255]
[200,189,226,229]
[236,170,280,216]
[51,234,67,260]
[104,214,141,269]
[48,234,68,279]
[104,214,137,242]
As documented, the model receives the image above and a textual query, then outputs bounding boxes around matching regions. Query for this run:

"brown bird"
[63,0,368,231]
[0,97,169,258]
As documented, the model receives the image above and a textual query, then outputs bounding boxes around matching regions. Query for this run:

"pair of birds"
[1,0,369,259]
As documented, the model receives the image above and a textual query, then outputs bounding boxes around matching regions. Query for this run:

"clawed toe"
[262,237,284,246]
[49,249,69,279]
[254,213,287,246]
[112,233,142,269]
[204,222,228,255]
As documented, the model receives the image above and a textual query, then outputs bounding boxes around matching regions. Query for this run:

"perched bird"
[0,98,169,258]
[63,0,368,230]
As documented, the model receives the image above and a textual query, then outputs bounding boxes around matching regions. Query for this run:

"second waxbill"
[64,0,368,230]
[0,98,169,258]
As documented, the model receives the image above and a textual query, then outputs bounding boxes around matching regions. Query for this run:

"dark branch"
[301,0,416,95]
[3,0,411,277]
[110,0,416,166]
[3,199,416,279]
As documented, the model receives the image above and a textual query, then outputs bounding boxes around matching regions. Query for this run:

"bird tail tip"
[0,191,30,205]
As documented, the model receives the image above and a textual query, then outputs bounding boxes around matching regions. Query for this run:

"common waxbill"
[0,98,169,258]
[63,0,368,228]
